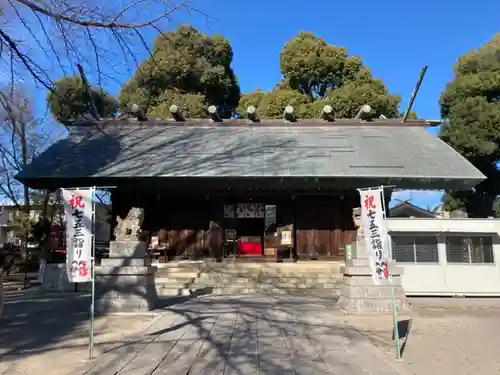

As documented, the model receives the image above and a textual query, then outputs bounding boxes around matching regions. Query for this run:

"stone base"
[107,240,147,258]
[40,263,75,292]
[338,257,411,315]
[95,241,159,313]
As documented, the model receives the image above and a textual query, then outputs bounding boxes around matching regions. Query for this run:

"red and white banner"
[359,188,391,284]
[62,188,94,283]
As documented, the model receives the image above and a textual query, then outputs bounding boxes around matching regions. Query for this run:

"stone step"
[152,263,343,299]
[156,285,339,297]
[200,269,340,277]
[155,266,201,274]
[156,286,193,296]
[196,272,340,279]
[155,278,196,286]
[154,276,340,286]
[212,286,340,296]
[101,258,151,267]
[155,271,200,279]
[155,271,339,279]
[197,270,340,277]
[196,276,340,286]
[200,273,341,278]
[193,279,339,288]
[155,278,340,288]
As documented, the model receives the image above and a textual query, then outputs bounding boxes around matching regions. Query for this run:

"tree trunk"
[20,121,30,289]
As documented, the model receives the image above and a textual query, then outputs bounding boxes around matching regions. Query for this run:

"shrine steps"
[154,261,342,298]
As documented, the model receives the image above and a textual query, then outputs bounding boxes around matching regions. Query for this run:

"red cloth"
[237,240,262,255]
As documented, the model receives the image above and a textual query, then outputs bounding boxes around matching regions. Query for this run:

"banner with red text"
[359,188,391,285]
[62,188,94,283]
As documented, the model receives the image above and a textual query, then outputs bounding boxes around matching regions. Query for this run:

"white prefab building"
[388,218,500,296]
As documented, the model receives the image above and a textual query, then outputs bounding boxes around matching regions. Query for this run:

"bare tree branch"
[0,0,214,115]
[0,28,56,92]
[0,0,214,209]
[14,0,190,29]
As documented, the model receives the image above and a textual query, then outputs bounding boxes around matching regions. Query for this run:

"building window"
[391,235,439,263]
[446,236,494,264]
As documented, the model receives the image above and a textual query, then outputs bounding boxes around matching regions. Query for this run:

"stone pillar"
[95,208,158,313]
[338,207,410,314]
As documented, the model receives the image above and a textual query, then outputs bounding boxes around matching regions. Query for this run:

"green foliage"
[236,90,309,118]
[272,78,291,92]
[493,198,500,217]
[47,76,118,122]
[236,90,265,116]
[439,34,500,217]
[148,90,207,119]
[403,112,418,120]
[327,80,400,118]
[280,32,358,98]
[9,212,34,241]
[239,31,400,119]
[119,25,240,118]
[258,90,310,118]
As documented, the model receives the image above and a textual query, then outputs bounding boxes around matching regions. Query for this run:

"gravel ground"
[346,297,500,375]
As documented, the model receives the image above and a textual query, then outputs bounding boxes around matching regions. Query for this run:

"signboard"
[236,203,265,218]
[281,230,292,246]
[62,188,94,283]
[265,205,277,229]
[225,229,237,242]
[150,236,159,249]
[359,188,390,284]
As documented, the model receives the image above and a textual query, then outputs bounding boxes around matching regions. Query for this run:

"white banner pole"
[379,185,401,360]
[89,186,96,359]
[61,186,112,359]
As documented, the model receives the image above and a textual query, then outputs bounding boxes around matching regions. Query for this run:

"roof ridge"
[65,118,441,128]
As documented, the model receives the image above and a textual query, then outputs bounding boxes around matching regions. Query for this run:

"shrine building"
[15,108,485,262]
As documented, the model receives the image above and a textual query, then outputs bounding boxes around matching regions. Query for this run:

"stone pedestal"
[95,241,158,313]
[40,263,74,292]
[338,243,411,314]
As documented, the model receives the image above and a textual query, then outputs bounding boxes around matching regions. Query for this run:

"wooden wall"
[148,195,214,258]
[295,196,357,259]
[112,189,357,260]
[112,191,216,259]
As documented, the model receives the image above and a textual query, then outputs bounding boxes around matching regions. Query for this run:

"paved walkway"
[71,295,402,375]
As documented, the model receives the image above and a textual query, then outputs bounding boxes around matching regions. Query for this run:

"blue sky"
[5,0,500,208]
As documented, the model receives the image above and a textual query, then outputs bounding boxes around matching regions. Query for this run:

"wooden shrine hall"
[15,110,485,261]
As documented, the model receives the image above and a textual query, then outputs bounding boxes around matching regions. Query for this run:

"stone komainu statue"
[207,221,223,259]
[114,207,145,241]
[352,207,364,240]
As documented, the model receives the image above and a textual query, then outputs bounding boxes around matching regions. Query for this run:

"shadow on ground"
[69,294,386,375]
[1,285,384,375]
[0,256,341,375]
[0,284,92,360]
